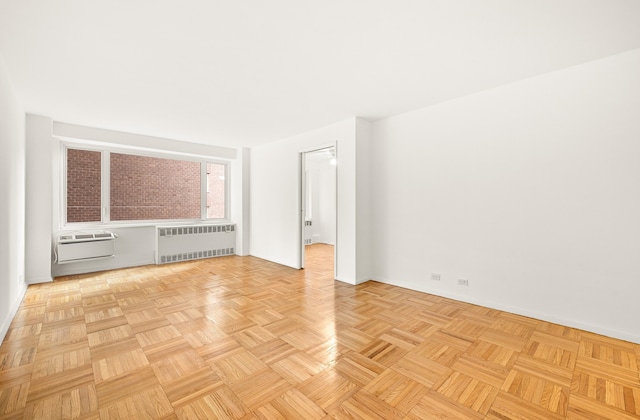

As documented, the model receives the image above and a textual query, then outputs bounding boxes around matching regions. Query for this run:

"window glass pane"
[206,163,226,218]
[67,149,102,223]
[110,153,201,221]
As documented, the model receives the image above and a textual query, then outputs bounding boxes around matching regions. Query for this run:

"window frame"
[62,142,230,227]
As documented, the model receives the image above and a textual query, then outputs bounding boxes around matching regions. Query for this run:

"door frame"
[299,143,337,278]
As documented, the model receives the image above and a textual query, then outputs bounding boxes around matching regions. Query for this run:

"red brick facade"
[67,149,225,223]
[67,149,102,222]
[110,153,201,221]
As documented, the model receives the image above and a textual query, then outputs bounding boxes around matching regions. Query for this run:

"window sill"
[59,220,233,232]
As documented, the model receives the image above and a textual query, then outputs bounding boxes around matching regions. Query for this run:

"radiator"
[57,232,116,264]
[156,224,236,264]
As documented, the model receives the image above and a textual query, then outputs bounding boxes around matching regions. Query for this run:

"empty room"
[1,1,640,419]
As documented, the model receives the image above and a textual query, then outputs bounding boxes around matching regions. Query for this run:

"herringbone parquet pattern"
[1,244,639,419]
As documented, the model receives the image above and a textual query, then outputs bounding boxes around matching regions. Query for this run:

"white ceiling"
[1,1,639,148]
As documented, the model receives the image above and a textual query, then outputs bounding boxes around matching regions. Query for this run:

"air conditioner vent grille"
[58,232,116,244]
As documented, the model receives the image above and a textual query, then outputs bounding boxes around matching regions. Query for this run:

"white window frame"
[202,161,230,220]
[62,142,230,227]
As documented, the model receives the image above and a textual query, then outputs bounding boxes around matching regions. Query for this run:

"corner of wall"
[26,114,54,285]
[335,276,356,286]
[0,52,27,345]
[367,50,640,344]
[0,272,27,344]
[355,117,372,283]
[232,147,250,256]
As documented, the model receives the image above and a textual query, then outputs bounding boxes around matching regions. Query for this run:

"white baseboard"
[355,276,370,285]
[372,276,640,345]
[53,258,155,277]
[335,275,356,285]
[28,275,53,284]
[0,281,27,343]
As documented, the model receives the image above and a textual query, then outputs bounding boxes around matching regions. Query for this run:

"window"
[110,153,202,221]
[206,162,226,219]
[67,149,102,223]
[65,146,228,224]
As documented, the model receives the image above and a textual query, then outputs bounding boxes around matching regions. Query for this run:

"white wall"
[355,118,372,284]
[26,115,53,284]
[370,49,640,344]
[0,54,26,342]
[53,226,157,276]
[231,148,251,256]
[251,119,360,283]
[250,120,343,269]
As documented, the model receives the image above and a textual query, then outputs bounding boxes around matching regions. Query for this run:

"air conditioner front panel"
[58,239,115,263]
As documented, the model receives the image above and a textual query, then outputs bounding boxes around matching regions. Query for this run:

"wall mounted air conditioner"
[57,232,116,264]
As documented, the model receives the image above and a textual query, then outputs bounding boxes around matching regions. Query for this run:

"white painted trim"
[53,258,156,277]
[355,276,370,285]
[333,142,338,281]
[200,162,208,219]
[60,139,233,164]
[373,276,640,345]
[53,122,236,160]
[0,282,27,343]
[299,152,306,269]
[335,276,355,285]
[27,276,53,285]
[298,142,336,154]
[59,142,232,229]
[299,142,338,278]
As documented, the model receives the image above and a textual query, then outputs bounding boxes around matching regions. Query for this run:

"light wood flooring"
[1,244,640,419]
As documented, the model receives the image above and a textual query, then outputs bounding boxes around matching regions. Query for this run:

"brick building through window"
[67,149,101,223]
[66,147,226,223]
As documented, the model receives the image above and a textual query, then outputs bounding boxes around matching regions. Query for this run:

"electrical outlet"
[457,278,469,286]
[430,273,441,281]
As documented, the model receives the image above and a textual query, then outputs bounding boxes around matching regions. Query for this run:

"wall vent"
[304,219,313,245]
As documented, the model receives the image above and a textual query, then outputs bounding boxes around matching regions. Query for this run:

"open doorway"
[300,146,336,276]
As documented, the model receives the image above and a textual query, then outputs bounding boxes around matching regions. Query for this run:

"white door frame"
[299,144,337,278]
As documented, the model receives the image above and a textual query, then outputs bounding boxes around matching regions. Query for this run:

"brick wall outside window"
[110,153,201,221]
[67,149,101,223]
[67,148,225,223]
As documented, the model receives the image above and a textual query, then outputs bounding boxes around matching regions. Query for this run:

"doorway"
[300,146,336,276]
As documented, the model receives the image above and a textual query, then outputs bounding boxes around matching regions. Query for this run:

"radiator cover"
[156,224,236,264]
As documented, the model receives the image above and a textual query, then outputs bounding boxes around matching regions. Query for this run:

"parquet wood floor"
[1,244,639,419]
